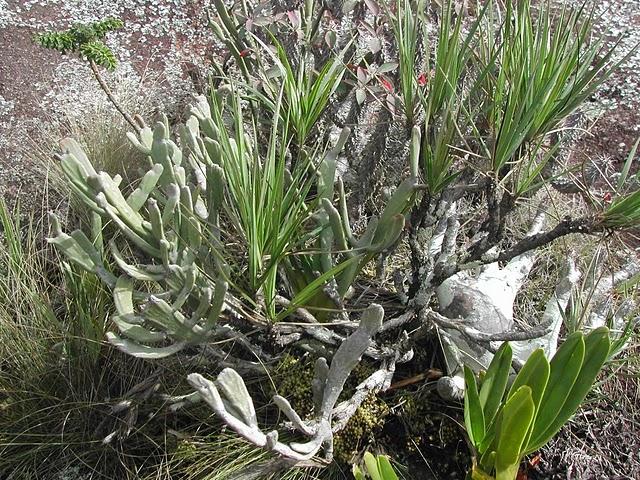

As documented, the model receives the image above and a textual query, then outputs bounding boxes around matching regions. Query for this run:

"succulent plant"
[48,114,230,358]
[464,328,611,480]
[187,303,385,462]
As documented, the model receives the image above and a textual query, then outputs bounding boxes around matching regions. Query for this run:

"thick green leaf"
[109,241,166,281]
[495,386,535,480]
[471,464,496,480]
[352,464,365,480]
[126,163,164,211]
[527,332,584,450]
[508,348,550,452]
[377,455,399,480]
[143,297,197,341]
[478,448,497,476]
[508,349,549,409]
[375,178,417,233]
[60,138,96,177]
[113,275,134,316]
[479,342,512,428]
[215,368,258,428]
[464,365,486,448]
[112,315,166,343]
[527,327,610,452]
[478,413,497,457]
[106,332,186,358]
[363,452,382,480]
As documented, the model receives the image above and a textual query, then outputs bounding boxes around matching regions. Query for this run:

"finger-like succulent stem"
[188,303,385,462]
[320,303,383,416]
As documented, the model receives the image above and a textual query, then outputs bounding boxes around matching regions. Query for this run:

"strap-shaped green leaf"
[363,452,382,480]
[507,348,550,453]
[352,464,365,480]
[479,342,512,428]
[478,448,497,476]
[471,464,496,480]
[377,455,399,480]
[495,386,535,480]
[478,412,497,456]
[508,349,549,409]
[464,365,485,448]
[527,332,584,450]
[527,327,610,452]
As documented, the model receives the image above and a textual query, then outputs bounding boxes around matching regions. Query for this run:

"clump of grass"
[476,0,631,195]
[0,199,178,479]
[600,138,640,228]
[166,434,345,480]
[29,66,168,194]
[256,34,348,148]
[387,0,427,125]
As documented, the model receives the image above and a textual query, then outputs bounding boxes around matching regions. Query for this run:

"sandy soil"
[0,0,217,212]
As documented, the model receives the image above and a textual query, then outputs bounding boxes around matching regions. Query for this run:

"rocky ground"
[0,0,217,213]
[1,0,639,210]
[566,0,640,172]
[1,0,640,479]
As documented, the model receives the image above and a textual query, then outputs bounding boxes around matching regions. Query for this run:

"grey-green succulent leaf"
[106,332,187,358]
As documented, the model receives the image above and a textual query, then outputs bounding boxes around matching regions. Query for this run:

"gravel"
[0,0,217,213]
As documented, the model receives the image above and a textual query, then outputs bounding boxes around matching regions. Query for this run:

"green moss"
[333,360,389,463]
[333,394,390,464]
[272,353,316,417]
[397,392,435,451]
[397,390,462,450]
[271,354,391,465]
[175,439,199,458]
